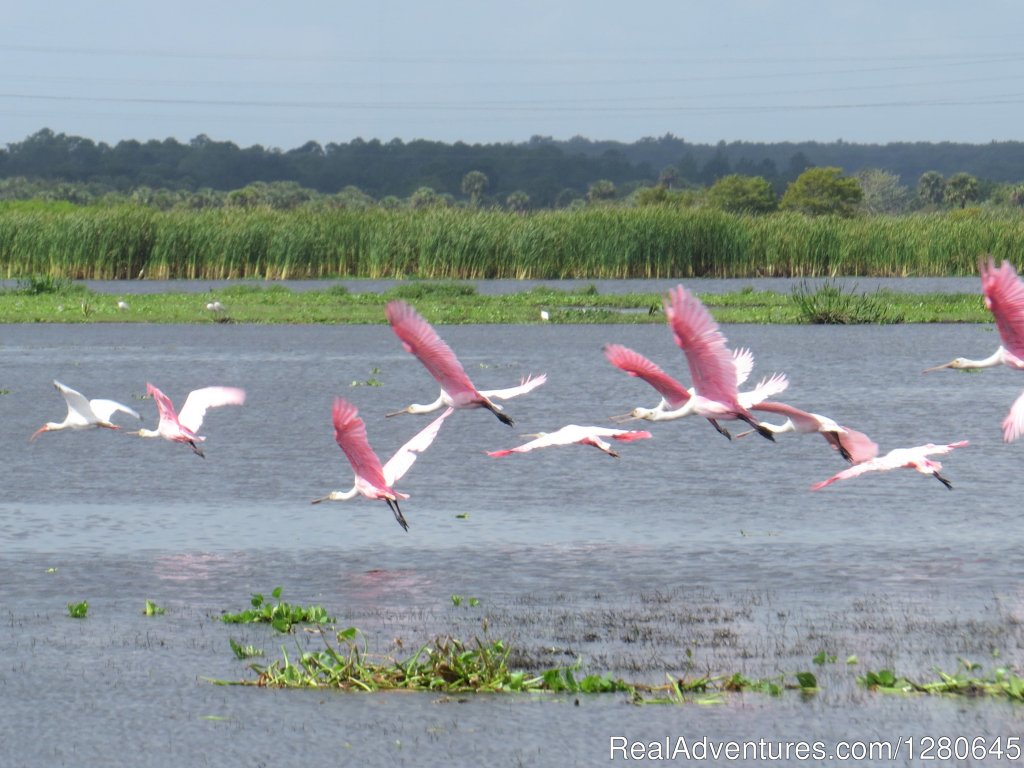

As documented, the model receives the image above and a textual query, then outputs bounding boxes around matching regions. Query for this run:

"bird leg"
[188,440,206,458]
[707,419,732,440]
[739,415,776,442]
[933,471,953,490]
[484,401,514,427]
[385,498,410,531]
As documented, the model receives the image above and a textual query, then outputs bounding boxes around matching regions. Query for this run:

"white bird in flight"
[487,424,652,458]
[811,441,968,490]
[31,380,140,440]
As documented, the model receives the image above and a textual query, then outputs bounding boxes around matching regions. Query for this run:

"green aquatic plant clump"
[791,279,906,324]
[859,659,1024,700]
[220,587,334,633]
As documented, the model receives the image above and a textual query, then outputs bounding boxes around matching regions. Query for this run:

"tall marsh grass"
[1,205,1022,280]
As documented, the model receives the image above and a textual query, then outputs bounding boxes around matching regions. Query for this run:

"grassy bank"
[1,204,1023,280]
[0,280,992,324]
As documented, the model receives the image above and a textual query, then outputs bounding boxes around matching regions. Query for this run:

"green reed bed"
[3,204,1024,280]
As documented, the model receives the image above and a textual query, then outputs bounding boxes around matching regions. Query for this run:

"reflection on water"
[2,319,1022,766]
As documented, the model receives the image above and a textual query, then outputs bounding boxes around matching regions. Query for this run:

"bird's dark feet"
[709,419,732,440]
[934,472,953,489]
[189,440,206,458]
[488,403,514,427]
[740,415,775,442]
[386,498,410,531]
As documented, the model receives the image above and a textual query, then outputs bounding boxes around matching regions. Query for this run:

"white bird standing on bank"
[31,380,141,440]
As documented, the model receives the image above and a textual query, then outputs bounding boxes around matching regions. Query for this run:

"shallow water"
[2,320,1023,766]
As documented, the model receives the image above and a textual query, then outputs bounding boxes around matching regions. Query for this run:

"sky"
[3,1,1024,151]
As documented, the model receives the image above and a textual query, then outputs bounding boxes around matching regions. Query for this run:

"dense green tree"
[943,172,980,208]
[505,190,530,212]
[780,167,863,217]
[587,179,616,203]
[409,186,446,209]
[916,171,946,206]
[855,168,912,214]
[461,170,489,206]
[699,150,731,185]
[705,174,777,214]
[657,165,680,189]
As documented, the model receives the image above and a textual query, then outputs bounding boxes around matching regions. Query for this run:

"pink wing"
[177,386,246,433]
[386,300,480,405]
[603,343,691,409]
[382,406,454,485]
[812,441,967,489]
[1003,389,1024,442]
[146,383,181,430]
[750,400,819,429]
[834,427,880,464]
[981,258,1024,361]
[332,398,390,490]
[663,285,738,406]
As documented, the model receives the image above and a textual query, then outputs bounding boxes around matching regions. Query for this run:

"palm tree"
[461,171,489,207]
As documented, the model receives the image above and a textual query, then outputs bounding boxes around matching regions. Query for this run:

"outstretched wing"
[488,425,651,457]
[332,398,390,489]
[146,383,181,430]
[603,344,691,409]
[479,373,547,401]
[383,406,454,485]
[737,373,789,408]
[833,426,879,464]
[386,300,479,405]
[810,452,905,489]
[1004,389,1024,443]
[88,398,141,423]
[663,285,738,406]
[981,258,1024,361]
[177,387,246,433]
[731,348,754,387]
[54,380,95,422]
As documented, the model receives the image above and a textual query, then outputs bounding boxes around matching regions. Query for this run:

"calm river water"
[2,318,1022,766]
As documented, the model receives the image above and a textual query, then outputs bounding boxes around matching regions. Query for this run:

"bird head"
[922,358,975,373]
[29,423,56,441]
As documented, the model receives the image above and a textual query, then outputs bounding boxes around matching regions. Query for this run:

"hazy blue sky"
[3,1,1023,150]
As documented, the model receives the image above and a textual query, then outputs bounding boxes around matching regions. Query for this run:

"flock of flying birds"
[29,257,1024,531]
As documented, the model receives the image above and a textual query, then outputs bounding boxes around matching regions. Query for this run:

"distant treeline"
[2,204,1021,281]
[3,128,1024,209]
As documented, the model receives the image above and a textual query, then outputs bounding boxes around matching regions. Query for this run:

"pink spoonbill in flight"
[487,424,652,458]
[385,299,544,425]
[737,401,879,464]
[660,284,776,441]
[31,380,140,440]
[603,343,787,424]
[133,383,246,457]
[924,258,1024,441]
[811,440,968,490]
[312,397,454,531]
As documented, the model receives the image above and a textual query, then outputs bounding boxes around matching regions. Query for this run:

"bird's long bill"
[608,412,639,424]
[310,495,329,505]
[921,361,954,373]
[384,407,409,418]
[29,426,47,442]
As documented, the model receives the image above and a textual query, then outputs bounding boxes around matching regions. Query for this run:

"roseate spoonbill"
[661,284,775,440]
[312,398,454,531]
[206,300,225,314]
[31,380,140,440]
[811,440,968,490]
[604,343,787,423]
[925,258,1024,441]
[133,383,245,457]
[737,401,879,464]
[385,299,544,425]
[487,425,652,458]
